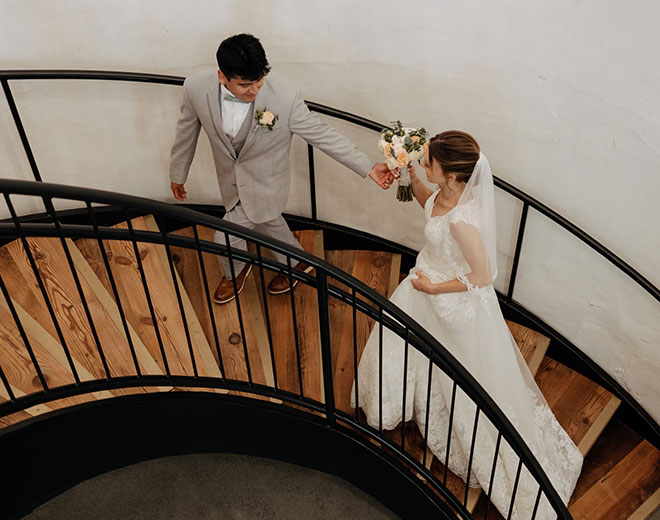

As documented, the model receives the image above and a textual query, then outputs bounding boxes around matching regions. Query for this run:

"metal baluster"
[483,432,502,520]
[256,245,277,390]
[316,271,336,425]
[531,486,543,520]
[422,353,434,468]
[124,209,170,377]
[378,307,384,434]
[506,202,529,303]
[157,215,198,378]
[352,288,359,421]
[0,361,14,401]
[223,231,252,384]
[464,407,481,506]
[307,144,317,224]
[506,459,524,520]
[192,225,225,379]
[400,327,410,451]
[443,377,458,485]
[287,255,304,397]
[46,197,111,380]
[1,79,42,182]
[0,271,47,392]
[87,202,141,376]
[4,194,80,384]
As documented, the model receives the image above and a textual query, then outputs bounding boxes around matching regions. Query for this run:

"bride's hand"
[411,271,435,294]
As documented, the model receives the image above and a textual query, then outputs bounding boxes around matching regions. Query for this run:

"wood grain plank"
[570,418,642,504]
[569,441,660,520]
[168,225,267,387]
[142,216,222,381]
[0,299,77,395]
[77,218,205,379]
[535,357,617,452]
[327,250,394,414]
[251,230,322,401]
[506,320,549,376]
[66,239,165,387]
[628,486,660,520]
[0,293,114,401]
[325,249,355,374]
[2,238,145,397]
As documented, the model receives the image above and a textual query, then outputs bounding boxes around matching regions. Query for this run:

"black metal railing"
[0,179,569,518]
[1,69,657,446]
[1,69,659,516]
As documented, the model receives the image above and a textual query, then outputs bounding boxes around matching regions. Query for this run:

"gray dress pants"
[214,202,304,280]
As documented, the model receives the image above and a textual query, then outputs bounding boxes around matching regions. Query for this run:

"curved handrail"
[0,68,658,512]
[4,68,656,446]
[0,178,570,518]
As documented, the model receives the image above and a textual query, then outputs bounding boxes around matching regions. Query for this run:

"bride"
[353,131,582,519]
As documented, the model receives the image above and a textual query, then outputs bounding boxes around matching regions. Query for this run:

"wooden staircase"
[0,218,658,519]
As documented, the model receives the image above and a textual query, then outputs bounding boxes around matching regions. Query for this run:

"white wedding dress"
[353,156,582,519]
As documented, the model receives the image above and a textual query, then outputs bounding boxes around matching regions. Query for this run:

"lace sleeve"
[449,211,493,288]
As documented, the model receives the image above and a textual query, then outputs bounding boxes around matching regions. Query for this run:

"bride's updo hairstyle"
[428,130,480,183]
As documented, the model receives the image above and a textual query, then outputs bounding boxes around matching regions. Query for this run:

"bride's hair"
[428,131,480,182]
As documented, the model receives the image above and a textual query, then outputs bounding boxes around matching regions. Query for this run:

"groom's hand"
[369,163,397,189]
[171,182,187,201]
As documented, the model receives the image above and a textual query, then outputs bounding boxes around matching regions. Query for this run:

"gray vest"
[219,90,253,156]
[228,108,253,155]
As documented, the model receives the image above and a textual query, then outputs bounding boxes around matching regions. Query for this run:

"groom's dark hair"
[216,34,271,81]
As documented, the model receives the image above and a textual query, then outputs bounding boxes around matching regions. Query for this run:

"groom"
[170,33,394,304]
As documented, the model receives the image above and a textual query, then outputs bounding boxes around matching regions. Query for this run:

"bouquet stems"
[396,165,413,202]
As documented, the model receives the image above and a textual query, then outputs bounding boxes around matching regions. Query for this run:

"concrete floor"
[23,453,399,519]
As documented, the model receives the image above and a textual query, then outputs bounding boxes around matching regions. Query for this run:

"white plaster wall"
[1,0,659,422]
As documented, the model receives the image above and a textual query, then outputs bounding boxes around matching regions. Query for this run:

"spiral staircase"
[0,208,658,519]
[2,70,660,519]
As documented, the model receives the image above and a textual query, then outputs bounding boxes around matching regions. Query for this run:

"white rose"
[260,111,275,125]
[386,157,399,170]
[378,139,388,152]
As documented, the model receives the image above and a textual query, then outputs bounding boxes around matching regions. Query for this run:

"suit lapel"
[206,86,237,159]
[238,83,268,159]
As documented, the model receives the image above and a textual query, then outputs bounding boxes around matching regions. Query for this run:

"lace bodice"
[415,191,497,328]
[416,190,479,280]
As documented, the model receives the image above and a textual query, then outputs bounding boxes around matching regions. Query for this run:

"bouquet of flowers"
[378,121,428,201]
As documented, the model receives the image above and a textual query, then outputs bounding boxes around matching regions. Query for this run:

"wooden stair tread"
[506,320,549,376]
[251,230,323,401]
[325,249,398,414]
[0,238,146,398]
[534,356,620,455]
[168,225,267,387]
[570,440,660,519]
[75,216,217,380]
[569,418,660,520]
[0,300,88,404]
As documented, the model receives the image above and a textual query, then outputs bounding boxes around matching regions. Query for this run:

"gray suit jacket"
[169,69,374,223]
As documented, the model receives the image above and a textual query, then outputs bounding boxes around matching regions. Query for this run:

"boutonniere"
[255,108,278,131]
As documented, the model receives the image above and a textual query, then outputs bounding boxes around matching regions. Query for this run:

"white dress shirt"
[220,84,252,139]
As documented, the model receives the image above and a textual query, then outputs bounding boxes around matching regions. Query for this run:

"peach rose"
[260,111,275,125]
[384,142,393,156]
[411,135,420,143]
[396,151,410,167]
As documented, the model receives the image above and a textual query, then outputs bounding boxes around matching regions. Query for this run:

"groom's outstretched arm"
[288,90,393,188]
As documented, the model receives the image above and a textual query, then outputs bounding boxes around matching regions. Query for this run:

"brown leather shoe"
[213,263,252,304]
[267,261,314,295]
